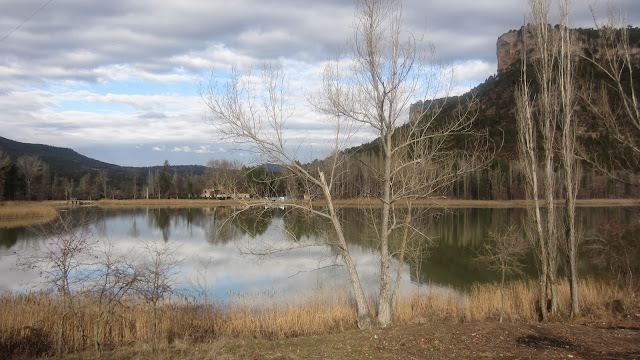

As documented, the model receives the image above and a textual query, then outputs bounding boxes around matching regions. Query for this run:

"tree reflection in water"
[0,206,637,298]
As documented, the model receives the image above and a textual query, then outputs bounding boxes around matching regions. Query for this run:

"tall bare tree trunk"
[516,75,550,320]
[517,0,584,320]
[378,130,394,326]
[558,0,580,317]
[319,171,372,329]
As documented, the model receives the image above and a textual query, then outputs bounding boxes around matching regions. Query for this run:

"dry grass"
[0,278,636,358]
[96,199,240,208]
[0,201,59,228]
[392,278,639,325]
[392,287,470,323]
[468,278,638,322]
[0,290,359,357]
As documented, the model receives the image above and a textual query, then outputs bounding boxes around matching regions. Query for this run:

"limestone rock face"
[496,25,640,73]
[496,26,548,73]
[496,29,523,73]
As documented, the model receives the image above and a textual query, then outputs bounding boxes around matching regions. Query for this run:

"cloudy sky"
[1,0,638,167]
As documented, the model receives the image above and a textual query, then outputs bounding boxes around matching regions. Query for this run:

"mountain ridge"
[0,135,121,175]
[0,136,206,174]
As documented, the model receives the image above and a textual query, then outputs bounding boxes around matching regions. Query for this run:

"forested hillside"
[337,26,640,200]
[0,135,120,176]
[0,136,206,201]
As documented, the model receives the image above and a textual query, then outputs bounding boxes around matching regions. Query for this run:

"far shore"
[93,197,640,209]
[1,198,638,228]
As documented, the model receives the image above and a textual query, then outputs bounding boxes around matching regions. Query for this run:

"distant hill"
[0,135,120,177]
[0,136,207,183]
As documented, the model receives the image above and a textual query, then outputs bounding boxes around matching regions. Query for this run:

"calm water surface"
[0,206,636,300]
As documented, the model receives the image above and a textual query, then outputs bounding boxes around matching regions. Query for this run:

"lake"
[0,206,636,300]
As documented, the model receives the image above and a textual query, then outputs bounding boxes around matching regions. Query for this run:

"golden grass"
[97,198,250,208]
[467,278,638,322]
[0,278,636,358]
[392,278,639,325]
[0,201,59,228]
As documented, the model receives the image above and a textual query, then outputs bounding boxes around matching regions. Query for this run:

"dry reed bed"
[466,278,636,322]
[1,278,636,358]
[0,201,58,228]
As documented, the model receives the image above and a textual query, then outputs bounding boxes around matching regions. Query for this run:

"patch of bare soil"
[66,319,640,360]
[248,321,640,360]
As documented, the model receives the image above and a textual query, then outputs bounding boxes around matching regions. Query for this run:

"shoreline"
[1,198,638,228]
[95,197,640,209]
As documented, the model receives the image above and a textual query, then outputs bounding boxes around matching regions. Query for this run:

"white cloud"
[152,146,164,151]
[452,60,495,84]
[172,146,192,152]
[195,145,214,154]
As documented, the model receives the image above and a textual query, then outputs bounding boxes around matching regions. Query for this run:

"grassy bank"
[1,278,636,358]
[0,201,59,228]
[96,198,243,208]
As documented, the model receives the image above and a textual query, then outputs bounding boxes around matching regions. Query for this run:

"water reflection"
[0,206,637,298]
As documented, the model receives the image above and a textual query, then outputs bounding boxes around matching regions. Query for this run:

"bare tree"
[203,0,485,328]
[146,169,156,199]
[77,173,92,200]
[63,177,74,201]
[130,168,139,199]
[319,0,484,326]
[97,169,109,199]
[16,154,45,200]
[558,0,581,318]
[206,159,243,196]
[203,62,374,329]
[17,212,97,356]
[585,4,640,162]
[90,241,139,354]
[135,241,182,343]
[515,0,581,320]
[476,225,528,323]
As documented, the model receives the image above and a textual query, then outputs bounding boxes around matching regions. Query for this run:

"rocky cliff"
[496,25,640,73]
[496,28,525,73]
